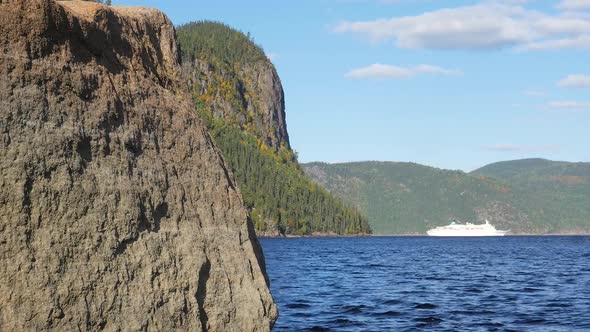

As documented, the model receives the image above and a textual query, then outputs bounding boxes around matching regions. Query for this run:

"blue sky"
[117,0,589,171]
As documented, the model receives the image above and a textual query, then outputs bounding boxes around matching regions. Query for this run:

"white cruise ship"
[427,219,509,237]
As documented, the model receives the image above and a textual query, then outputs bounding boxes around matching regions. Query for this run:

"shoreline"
[258,233,590,239]
[257,233,372,239]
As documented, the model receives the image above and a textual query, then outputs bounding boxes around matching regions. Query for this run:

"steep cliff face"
[177,22,290,152]
[199,59,289,151]
[175,22,371,237]
[0,0,277,330]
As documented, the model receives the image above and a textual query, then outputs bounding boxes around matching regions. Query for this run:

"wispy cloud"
[329,0,438,4]
[518,35,590,51]
[332,0,530,4]
[557,0,590,11]
[557,74,590,88]
[345,63,463,79]
[413,64,464,76]
[524,89,546,97]
[546,100,590,112]
[483,144,561,152]
[333,3,590,51]
[548,101,590,108]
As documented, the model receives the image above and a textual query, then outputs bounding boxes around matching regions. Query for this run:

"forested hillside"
[178,22,370,235]
[473,159,590,184]
[472,159,590,232]
[304,160,590,235]
[304,162,530,234]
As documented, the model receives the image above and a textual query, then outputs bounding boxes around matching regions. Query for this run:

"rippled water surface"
[260,236,590,331]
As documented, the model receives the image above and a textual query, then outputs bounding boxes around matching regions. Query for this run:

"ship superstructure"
[427,219,509,236]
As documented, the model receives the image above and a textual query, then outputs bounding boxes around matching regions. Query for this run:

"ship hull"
[427,230,508,237]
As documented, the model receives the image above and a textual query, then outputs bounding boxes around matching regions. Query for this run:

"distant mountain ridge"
[303,159,590,235]
[473,158,590,183]
[472,158,590,234]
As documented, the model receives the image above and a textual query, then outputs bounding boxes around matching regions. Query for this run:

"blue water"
[260,236,590,331]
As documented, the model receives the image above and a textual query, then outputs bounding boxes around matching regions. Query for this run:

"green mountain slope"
[177,22,370,236]
[473,158,590,183]
[303,160,590,235]
[209,123,370,235]
[472,159,590,232]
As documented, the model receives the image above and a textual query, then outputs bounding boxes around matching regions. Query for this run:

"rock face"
[0,0,277,330]
[178,22,290,152]
[197,59,290,152]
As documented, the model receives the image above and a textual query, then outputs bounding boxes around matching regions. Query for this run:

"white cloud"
[334,3,590,51]
[344,63,463,79]
[483,144,561,152]
[518,34,590,50]
[547,100,590,112]
[502,0,530,4]
[345,64,413,79]
[557,74,590,88]
[332,0,530,4]
[524,89,546,97]
[557,0,590,11]
[414,64,464,76]
[549,101,590,108]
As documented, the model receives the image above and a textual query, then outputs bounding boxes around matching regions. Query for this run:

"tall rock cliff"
[175,22,371,237]
[177,22,290,152]
[0,0,277,330]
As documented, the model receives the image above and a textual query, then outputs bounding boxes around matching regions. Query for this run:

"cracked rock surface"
[0,0,277,330]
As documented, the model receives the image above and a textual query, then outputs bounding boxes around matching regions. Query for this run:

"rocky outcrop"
[208,59,290,152]
[178,23,290,152]
[0,0,277,330]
